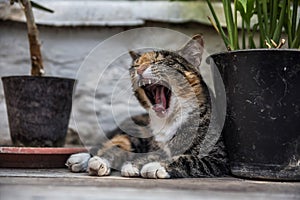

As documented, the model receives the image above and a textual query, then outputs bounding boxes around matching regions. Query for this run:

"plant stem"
[270,0,279,35]
[256,0,270,47]
[242,19,246,49]
[20,0,44,76]
[291,0,299,39]
[233,0,239,49]
[246,22,255,48]
[262,0,270,37]
[206,0,230,49]
[286,0,292,47]
[272,0,287,44]
[223,0,236,50]
[291,18,300,48]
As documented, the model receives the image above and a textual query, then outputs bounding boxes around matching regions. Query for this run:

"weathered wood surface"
[0,168,299,200]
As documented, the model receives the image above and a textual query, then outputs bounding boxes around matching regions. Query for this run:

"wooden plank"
[0,168,299,196]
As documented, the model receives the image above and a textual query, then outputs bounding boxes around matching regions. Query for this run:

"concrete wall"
[0,20,226,145]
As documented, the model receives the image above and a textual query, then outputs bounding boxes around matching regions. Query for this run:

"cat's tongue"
[153,86,167,115]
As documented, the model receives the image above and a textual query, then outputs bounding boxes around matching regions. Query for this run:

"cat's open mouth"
[139,79,171,116]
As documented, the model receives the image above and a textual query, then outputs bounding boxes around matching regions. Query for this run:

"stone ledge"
[0,0,225,26]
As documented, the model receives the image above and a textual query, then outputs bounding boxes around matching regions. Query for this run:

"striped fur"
[67,35,229,178]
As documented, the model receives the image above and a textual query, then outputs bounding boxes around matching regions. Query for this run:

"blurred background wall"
[0,0,226,145]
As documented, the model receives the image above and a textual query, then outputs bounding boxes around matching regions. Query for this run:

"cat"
[66,35,229,178]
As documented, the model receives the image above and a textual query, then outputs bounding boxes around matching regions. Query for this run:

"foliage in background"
[206,0,300,50]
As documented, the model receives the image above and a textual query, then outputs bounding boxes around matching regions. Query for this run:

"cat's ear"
[129,51,141,61]
[177,34,204,68]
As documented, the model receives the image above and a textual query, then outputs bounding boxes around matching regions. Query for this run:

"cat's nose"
[137,64,149,75]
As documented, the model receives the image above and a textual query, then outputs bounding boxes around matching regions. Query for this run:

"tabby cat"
[66,35,229,178]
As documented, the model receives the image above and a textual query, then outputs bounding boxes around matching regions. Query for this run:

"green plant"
[206,0,300,50]
[10,0,53,76]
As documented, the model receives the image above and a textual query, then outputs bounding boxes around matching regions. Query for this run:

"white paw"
[121,163,140,177]
[66,153,91,172]
[141,162,170,179]
[88,156,111,176]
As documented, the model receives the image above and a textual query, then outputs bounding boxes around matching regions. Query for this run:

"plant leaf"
[237,0,247,13]
[236,0,254,25]
[31,1,54,13]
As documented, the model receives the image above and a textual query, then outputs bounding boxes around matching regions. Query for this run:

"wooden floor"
[0,168,299,200]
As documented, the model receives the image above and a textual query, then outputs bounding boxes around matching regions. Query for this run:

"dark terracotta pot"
[1,76,76,147]
[208,49,300,180]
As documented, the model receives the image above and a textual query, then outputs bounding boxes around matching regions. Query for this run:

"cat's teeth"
[139,79,154,87]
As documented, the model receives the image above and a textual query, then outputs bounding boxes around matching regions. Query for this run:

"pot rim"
[1,75,76,82]
[209,48,300,57]
[206,48,300,64]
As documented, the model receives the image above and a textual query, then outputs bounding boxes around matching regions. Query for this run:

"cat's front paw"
[141,162,170,179]
[121,162,140,177]
[88,156,111,176]
[66,153,91,172]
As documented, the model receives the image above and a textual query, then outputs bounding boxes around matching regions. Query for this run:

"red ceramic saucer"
[0,147,88,168]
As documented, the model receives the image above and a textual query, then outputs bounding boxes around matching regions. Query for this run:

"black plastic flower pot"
[1,76,76,147]
[208,49,300,180]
